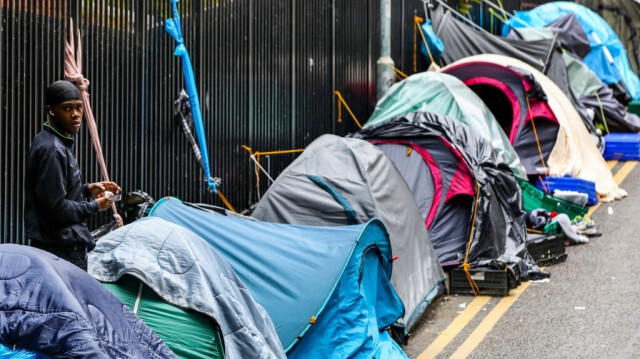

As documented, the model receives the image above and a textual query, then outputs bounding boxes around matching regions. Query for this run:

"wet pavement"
[404,161,640,359]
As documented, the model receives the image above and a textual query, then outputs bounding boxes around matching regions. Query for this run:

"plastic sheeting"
[507,26,640,133]
[450,55,625,201]
[564,53,640,133]
[0,244,176,358]
[504,1,640,101]
[252,135,446,332]
[89,217,285,359]
[575,0,640,73]
[355,112,545,281]
[149,198,407,358]
[0,344,49,359]
[365,71,527,180]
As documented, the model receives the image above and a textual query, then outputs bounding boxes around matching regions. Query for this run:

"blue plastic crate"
[603,133,640,161]
[535,177,598,205]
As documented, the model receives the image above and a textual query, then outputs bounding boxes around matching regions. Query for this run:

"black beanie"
[44,80,82,107]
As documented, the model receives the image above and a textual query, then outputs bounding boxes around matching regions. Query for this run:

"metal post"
[376,0,395,100]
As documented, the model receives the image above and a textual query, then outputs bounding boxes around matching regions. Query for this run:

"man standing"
[25,80,121,271]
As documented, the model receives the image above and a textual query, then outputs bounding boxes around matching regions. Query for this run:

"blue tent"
[504,1,640,100]
[149,197,408,358]
[0,244,176,358]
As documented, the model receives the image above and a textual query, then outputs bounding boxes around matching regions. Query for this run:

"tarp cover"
[564,52,640,133]
[149,198,407,358]
[504,1,640,100]
[355,112,545,280]
[0,244,176,358]
[448,54,626,201]
[575,0,640,74]
[89,217,285,359]
[252,134,446,332]
[0,343,49,358]
[365,71,528,180]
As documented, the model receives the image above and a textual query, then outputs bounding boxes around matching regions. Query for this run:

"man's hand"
[88,181,121,199]
[96,192,115,211]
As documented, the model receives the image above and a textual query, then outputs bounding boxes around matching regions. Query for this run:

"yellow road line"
[449,281,532,359]
[415,162,637,359]
[588,161,637,217]
[417,296,492,359]
[613,161,637,184]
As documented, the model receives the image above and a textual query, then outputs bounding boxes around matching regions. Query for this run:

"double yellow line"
[417,160,637,359]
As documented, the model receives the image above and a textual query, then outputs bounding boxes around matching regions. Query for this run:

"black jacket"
[25,124,99,249]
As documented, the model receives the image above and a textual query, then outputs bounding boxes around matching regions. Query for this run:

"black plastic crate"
[449,266,518,297]
[526,233,567,266]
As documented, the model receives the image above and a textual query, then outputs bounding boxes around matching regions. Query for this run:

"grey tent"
[353,112,546,282]
[89,217,286,359]
[252,134,445,332]
[430,5,597,134]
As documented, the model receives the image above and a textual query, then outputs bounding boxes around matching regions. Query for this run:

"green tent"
[103,276,224,359]
[366,71,528,180]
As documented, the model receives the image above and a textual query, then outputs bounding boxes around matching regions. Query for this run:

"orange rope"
[525,96,549,180]
[382,61,408,80]
[413,16,422,73]
[334,91,363,129]
[463,182,482,295]
[217,190,236,212]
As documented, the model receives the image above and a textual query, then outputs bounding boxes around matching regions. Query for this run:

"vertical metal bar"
[290,0,296,148]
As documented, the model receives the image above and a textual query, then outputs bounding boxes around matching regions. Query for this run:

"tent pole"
[377,0,396,100]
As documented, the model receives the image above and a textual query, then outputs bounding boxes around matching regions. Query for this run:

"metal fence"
[1,0,548,245]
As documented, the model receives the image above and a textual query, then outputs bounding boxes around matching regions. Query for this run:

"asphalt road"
[404,161,640,359]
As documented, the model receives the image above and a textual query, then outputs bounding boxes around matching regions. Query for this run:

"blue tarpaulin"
[149,197,408,358]
[503,1,640,100]
[0,344,49,359]
[165,0,217,192]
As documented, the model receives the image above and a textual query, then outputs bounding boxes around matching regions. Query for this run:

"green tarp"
[103,276,224,359]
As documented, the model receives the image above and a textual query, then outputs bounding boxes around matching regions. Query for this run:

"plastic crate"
[628,100,640,116]
[519,180,587,220]
[449,265,518,297]
[535,177,597,206]
[603,133,640,161]
[543,220,561,235]
[526,233,567,266]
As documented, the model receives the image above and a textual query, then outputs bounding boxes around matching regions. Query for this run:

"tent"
[429,5,596,134]
[442,60,559,175]
[444,54,626,201]
[0,244,176,358]
[149,197,408,358]
[354,111,545,281]
[506,25,640,133]
[252,134,446,332]
[504,1,640,101]
[575,0,640,74]
[89,217,284,359]
[365,71,528,180]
